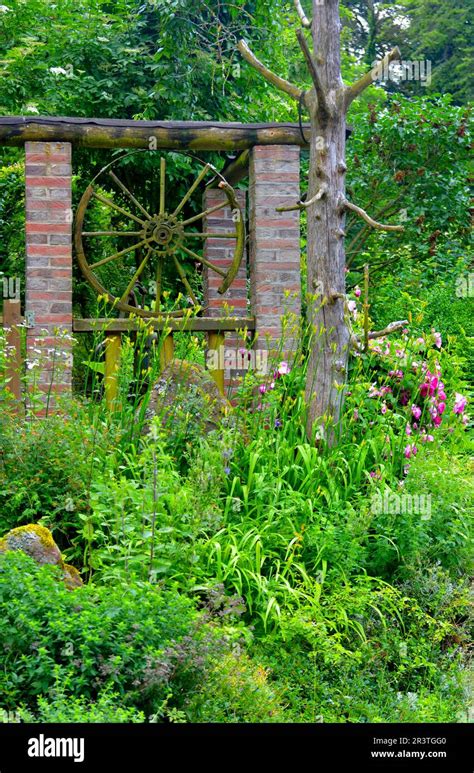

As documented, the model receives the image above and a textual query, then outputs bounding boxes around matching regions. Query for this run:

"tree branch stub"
[344,47,402,108]
[296,29,329,121]
[341,197,405,233]
[237,39,302,101]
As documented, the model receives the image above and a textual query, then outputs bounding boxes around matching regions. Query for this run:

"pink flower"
[381,401,387,415]
[416,337,425,347]
[437,390,447,402]
[354,286,362,298]
[437,402,446,415]
[347,300,357,318]
[277,361,290,376]
[420,383,430,398]
[432,415,442,427]
[258,384,267,394]
[399,390,410,406]
[411,405,422,420]
[462,414,469,425]
[389,369,403,379]
[432,330,442,349]
[404,444,418,459]
[453,393,467,415]
[405,423,412,436]
[353,409,359,421]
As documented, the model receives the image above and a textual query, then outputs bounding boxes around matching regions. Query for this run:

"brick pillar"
[203,188,248,394]
[25,141,73,408]
[249,145,301,366]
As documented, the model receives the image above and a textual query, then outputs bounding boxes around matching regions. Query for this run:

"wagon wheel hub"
[144,214,184,256]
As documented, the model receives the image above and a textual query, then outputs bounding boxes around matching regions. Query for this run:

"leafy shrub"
[0,551,284,722]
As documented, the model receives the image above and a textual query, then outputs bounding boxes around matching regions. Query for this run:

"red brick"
[26,222,70,233]
[25,176,71,187]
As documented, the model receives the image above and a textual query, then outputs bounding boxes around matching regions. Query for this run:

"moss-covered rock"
[0,524,82,589]
[142,359,231,435]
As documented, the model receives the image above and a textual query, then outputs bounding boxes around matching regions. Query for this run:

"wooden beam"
[72,317,256,333]
[104,333,121,411]
[3,300,23,409]
[207,331,225,395]
[1,116,317,150]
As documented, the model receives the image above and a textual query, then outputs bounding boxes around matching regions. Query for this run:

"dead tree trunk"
[239,0,404,444]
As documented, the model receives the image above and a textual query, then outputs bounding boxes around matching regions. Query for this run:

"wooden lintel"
[0,116,315,150]
[72,316,256,333]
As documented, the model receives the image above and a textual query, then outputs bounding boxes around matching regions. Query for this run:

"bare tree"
[238,0,405,443]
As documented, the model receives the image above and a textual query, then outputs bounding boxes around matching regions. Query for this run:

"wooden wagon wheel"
[74,150,245,318]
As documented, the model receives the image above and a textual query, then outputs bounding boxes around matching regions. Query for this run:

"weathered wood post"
[3,299,22,409]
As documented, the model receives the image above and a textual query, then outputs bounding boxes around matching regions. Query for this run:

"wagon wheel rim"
[74,150,245,318]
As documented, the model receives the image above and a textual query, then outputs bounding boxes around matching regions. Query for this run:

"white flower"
[26,359,39,370]
[24,104,39,114]
[49,67,69,76]
[0,6,11,13]
[64,497,75,512]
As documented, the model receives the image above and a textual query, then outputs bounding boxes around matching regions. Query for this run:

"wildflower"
[411,405,422,420]
[224,466,231,475]
[274,419,282,429]
[49,67,69,76]
[381,402,387,415]
[404,444,418,459]
[347,300,357,318]
[354,286,361,298]
[276,361,290,376]
[453,393,467,415]
[432,330,442,349]
[403,464,410,476]
[388,369,403,379]
[258,384,267,394]
[437,402,446,415]
[353,409,359,421]
[432,415,442,427]
[405,423,412,436]
[399,390,410,406]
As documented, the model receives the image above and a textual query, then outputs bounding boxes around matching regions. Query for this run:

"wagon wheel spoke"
[180,200,227,227]
[82,231,143,237]
[183,231,238,239]
[89,238,149,269]
[119,248,152,303]
[92,189,145,226]
[159,157,166,216]
[172,255,198,305]
[181,246,226,278]
[108,171,152,220]
[154,256,164,312]
[172,164,211,217]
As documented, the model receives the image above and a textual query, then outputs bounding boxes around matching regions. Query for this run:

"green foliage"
[0,551,284,722]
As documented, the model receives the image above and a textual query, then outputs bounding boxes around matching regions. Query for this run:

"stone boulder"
[0,524,83,589]
[142,359,231,436]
